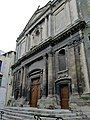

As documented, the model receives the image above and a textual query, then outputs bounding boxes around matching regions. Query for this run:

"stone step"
[1,107,88,120]
[4,107,71,114]
[2,113,22,120]
[3,111,79,119]
[3,111,34,120]
[3,108,78,118]
[4,108,76,116]
[3,107,74,116]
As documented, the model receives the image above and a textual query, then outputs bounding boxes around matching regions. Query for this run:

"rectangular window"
[59,49,66,71]
[0,60,2,72]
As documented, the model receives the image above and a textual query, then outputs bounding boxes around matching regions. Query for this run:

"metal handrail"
[34,114,64,120]
[0,111,4,120]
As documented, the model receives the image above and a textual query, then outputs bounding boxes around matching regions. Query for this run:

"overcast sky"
[0,0,49,52]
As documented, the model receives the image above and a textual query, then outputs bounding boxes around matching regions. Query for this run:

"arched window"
[59,49,66,71]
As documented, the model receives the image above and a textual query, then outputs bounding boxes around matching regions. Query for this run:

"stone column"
[27,76,31,105]
[80,42,90,92]
[74,44,83,95]
[25,36,27,52]
[14,73,16,90]
[16,42,18,60]
[45,17,48,38]
[22,66,26,97]
[48,14,52,37]
[28,34,31,50]
[42,55,47,97]
[12,74,15,96]
[31,34,34,47]
[17,45,19,60]
[48,52,54,96]
[20,68,23,86]
[68,47,77,93]
[18,44,20,59]
[19,68,23,97]
[37,56,47,108]
[40,26,42,41]
[44,51,58,109]
[14,73,17,100]
[25,35,29,52]
[55,52,59,79]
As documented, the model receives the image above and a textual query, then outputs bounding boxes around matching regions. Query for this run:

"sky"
[0,0,49,53]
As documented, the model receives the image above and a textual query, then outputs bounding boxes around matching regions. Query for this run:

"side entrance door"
[30,79,40,107]
[60,84,69,109]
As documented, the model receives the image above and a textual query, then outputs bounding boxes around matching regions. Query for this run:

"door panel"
[60,85,69,109]
[30,79,40,107]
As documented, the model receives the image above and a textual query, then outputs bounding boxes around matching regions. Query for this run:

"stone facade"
[12,0,90,109]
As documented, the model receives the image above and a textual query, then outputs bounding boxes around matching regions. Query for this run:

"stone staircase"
[0,107,89,120]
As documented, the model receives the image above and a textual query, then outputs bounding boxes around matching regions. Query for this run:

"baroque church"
[12,0,90,109]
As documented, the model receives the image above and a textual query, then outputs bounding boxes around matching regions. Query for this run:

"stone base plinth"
[11,97,27,107]
[38,95,60,109]
[70,93,90,111]
[37,97,47,109]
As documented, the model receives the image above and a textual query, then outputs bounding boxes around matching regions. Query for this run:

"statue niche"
[32,25,42,46]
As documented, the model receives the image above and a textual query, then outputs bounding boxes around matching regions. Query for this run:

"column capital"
[48,12,52,16]
[47,45,53,54]
[42,53,47,58]
[48,50,53,56]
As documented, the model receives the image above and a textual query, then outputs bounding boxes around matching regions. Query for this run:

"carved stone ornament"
[34,26,40,36]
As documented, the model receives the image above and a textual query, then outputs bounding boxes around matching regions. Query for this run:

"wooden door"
[30,79,40,107]
[60,84,69,109]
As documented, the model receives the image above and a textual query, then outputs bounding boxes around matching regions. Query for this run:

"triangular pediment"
[24,2,51,32]
[18,0,60,38]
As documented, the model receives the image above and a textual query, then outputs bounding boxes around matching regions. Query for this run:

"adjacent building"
[12,0,90,109]
[0,51,16,107]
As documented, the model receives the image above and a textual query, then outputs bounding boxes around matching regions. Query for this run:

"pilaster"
[45,17,48,38]
[45,51,58,109]
[48,14,52,37]
[80,42,90,93]
[28,34,31,50]
[22,66,26,97]
[48,52,54,96]
[55,52,59,79]
[19,68,23,97]
[42,55,47,97]
[74,44,82,95]
[37,55,47,108]
[25,35,28,52]
[68,47,77,93]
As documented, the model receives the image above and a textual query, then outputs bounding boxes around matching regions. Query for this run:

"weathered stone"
[11,0,90,110]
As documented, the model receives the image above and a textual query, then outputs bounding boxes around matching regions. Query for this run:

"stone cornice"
[52,20,86,45]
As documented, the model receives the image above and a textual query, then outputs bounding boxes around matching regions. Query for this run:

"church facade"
[12,0,90,109]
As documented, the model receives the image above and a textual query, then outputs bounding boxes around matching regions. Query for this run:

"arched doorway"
[28,69,42,107]
[30,78,40,107]
[55,78,71,109]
